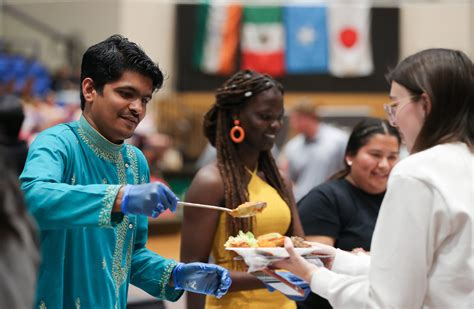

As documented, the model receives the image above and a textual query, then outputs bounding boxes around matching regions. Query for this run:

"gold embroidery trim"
[126,145,139,184]
[77,126,127,185]
[158,261,178,299]
[116,154,127,184]
[99,185,120,226]
[78,122,145,303]
[112,216,134,297]
[77,127,120,163]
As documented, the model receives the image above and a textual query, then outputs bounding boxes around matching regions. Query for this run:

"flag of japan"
[328,0,374,77]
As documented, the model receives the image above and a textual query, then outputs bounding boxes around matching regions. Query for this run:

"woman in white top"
[273,48,474,308]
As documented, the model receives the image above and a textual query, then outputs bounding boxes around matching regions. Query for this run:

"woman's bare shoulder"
[193,162,222,185]
[187,162,225,204]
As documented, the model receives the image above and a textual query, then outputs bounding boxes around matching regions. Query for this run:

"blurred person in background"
[0,156,39,309]
[0,56,40,302]
[132,132,172,182]
[272,48,474,308]
[297,117,401,309]
[194,142,217,170]
[20,34,230,308]
[181,70,305,309]
[0,93,29,175]
[279,100,348,202]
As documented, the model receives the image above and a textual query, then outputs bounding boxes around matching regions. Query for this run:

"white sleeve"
[311,267,369,309]
[309,174,438,308]
[331,249,371,276]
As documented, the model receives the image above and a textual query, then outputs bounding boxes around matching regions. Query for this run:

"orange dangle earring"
[230,119,245,143]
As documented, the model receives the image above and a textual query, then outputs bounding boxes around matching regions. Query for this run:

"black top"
[0,142,28,176]
[297,179,385,309]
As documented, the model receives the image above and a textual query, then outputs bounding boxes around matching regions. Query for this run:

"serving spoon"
[177,201,267,218]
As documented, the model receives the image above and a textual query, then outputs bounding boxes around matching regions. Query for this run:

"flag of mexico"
[193,2,242,75]
[241,6,285,77]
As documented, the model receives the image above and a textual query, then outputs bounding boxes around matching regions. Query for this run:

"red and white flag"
[328,0,373,77]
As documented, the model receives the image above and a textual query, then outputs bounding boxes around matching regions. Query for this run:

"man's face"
[290,112,313,134]
[82,71,153,143]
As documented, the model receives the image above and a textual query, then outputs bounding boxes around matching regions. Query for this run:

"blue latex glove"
[172,262,231,298]
[121,182,178,218]
[265,271,311,301]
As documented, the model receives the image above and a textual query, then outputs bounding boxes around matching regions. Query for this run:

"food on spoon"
[230,201,267,217]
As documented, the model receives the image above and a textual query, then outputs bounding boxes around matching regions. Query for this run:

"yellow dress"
[205,169,296,309]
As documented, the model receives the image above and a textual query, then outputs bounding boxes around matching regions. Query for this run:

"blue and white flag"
[284,5,328,74]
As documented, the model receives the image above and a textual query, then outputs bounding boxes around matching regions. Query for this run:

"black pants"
[297,292,332,309]
[127,300,166,309]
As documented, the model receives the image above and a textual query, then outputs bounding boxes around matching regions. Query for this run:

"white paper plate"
[226,247,333,259]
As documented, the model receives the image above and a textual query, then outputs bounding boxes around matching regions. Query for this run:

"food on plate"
[290,236,312,248]
[224,231,258,248]
[256,233,286,247]
[224,231,312,248]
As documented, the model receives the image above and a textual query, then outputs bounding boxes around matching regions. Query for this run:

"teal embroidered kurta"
[20,116,183,308]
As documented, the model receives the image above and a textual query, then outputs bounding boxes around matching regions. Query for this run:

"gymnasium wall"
[1,1,472,82]
[1,0,472,160]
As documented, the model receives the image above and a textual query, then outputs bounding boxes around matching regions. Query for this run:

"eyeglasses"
[383,95,418,127]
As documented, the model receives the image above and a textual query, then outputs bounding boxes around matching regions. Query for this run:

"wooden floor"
[147,232,181,261]
[128,232,185,309]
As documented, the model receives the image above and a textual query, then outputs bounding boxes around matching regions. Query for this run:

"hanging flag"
[241,6,285,77]
[328,0,373,77]
[193,2,242,75]
[284,5,328,74]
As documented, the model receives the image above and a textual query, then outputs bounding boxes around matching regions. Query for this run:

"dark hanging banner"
[175,4,399,92]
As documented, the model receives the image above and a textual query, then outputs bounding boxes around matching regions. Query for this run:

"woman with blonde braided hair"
[181,70,304,309]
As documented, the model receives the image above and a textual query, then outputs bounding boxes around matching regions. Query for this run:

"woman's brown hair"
[387,48,474,153]
[203,70,295,238]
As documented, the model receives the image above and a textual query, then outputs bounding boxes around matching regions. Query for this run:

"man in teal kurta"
[20,35,230,308]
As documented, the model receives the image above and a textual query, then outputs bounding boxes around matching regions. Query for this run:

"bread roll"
[256,233,285,247]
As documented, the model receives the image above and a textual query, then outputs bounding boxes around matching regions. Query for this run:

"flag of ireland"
[193,2,242,75]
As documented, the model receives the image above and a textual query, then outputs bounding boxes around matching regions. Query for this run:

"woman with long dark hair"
[297,118,400,309]
[181,70,304,309]
[273,48,474,308]
[0,156,39,308]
